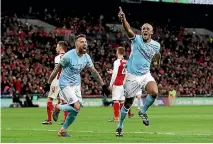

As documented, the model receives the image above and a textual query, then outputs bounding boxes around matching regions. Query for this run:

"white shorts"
[124,72,155,98]
[60,85,82,104]
[112,85,125,101]
[48,78,61,99]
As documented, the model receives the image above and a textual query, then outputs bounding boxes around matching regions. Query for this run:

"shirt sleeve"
[109,60,120,87]
[86,54,94,68]
[130,35,140,50]
[156,43,161,54]
[59,52,70,67]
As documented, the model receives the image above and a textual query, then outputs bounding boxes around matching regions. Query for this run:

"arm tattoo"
[90,68,104,86]
[48,64,62,84]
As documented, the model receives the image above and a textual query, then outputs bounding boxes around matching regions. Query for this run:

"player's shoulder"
[134,34,141,40]
[65,49,75,56]
[69,49,76,53]
[114,59,126,65]
[83,53,91,60]
[84,52,91,57]
[150,39,160,47]
[55,55,60,61]
[114,59,120,65]
[150,39,161,49]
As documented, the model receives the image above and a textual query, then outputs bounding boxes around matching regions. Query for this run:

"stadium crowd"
[1,8,213,97]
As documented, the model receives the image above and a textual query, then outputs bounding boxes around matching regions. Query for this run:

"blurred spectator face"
[76,37,88,54]
[141,23,153,41]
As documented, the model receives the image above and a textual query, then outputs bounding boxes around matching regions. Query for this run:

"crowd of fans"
[1,8,213,97]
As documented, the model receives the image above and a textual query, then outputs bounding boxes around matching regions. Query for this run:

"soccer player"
[45,34,109,137]
[42,41,68,125]
[116,7,161,137]
[108,47,134,122]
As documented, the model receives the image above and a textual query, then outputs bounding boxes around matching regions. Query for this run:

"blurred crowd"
[1,8,213,97]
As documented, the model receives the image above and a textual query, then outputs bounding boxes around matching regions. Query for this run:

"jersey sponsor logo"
[68,64,85,74]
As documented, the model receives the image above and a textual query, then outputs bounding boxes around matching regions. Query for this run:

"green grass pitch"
[1,106,213,143]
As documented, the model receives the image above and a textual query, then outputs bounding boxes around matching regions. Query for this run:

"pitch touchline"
[2,128,213,136]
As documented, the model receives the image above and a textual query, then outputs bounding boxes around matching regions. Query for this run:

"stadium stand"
[1,1,213,97]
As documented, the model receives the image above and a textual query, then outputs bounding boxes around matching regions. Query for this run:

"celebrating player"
[108,47,133,122]
[116,7,161,137]
[46,34,110,137]
[42,41,68,125]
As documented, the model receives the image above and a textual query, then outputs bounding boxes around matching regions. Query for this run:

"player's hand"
[102,85,110,97]
[118,7,125,20]
[107,69,113,74]
[108,85,113,91]
[43,83,50,94]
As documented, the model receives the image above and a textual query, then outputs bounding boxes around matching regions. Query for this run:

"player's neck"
[118,55,123,59]
[76,49,83,57]
[144,38,151,43]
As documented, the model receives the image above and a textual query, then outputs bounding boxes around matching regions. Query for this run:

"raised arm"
[118,7,135,39]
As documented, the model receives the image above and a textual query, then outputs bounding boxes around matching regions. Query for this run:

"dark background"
[2,0,213,30]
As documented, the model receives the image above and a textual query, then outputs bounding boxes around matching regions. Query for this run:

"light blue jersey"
[126,35,160,76]
[59,49,93,89]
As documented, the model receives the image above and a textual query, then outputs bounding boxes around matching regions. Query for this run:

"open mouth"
[144,33,148,36]
[83,46,87,51]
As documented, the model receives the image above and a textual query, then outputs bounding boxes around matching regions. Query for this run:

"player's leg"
[119,100,124,110]
[53,85,81,137]
[42,96,53,124]
[42,79,60,125]
[118,97,134,129]
[42,81,58,125]
[56,96,64,125]
[62,100,69,124]
[128,107,134,118]
[109,86,121,122]
[116,73,140,137]
[56,92,68,125]
[139,73,158,126]
[119,98,125,119]
[136,90,142,112]
[57,94,69,125]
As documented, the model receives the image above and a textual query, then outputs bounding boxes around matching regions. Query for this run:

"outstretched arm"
[88,66,104,86]
[118,7,135,39]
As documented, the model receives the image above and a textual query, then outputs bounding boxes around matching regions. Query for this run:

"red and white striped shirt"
[110,58,127,86]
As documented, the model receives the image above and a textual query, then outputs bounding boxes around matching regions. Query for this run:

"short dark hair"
[57,41,68,51]
[75,34,86,41]
[117,46,125,55]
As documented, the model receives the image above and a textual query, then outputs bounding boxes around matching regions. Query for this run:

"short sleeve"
[86,54,94,68]
[156,43,161,54]
[59,52,70,67]
[130,35,140,50]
